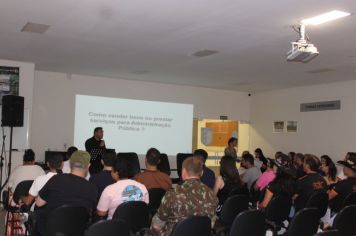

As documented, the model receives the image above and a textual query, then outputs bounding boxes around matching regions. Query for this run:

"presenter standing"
[85,127,106,153]
[224,137,238,159]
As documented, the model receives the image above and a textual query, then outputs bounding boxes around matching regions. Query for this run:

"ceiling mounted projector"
[287,24,319,63]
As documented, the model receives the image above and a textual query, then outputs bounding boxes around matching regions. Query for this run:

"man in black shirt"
[294,154,327,210]
[329,156,356,213]
[85,127,106,153]
[89,151,116,202]
[35,151,97,235]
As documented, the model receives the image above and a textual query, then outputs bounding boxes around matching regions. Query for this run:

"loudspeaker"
[1,95,24,127]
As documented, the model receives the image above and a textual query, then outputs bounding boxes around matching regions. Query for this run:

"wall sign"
[300,100,340,112]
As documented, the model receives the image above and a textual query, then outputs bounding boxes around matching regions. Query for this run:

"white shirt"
[62,160,91,180]
[97,179,149,219]
[28,172,57,197]
[8,165,45,191]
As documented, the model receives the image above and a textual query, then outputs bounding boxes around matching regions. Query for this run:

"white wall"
[31,71,251,160]
[249,80,356,160]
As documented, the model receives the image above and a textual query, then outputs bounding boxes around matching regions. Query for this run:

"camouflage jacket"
[152,178,218,236]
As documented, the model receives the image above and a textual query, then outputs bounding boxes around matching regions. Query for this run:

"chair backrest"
[117,152,140,178]
[227,186,249,198]
[85,220,130,236]
[148,188,166,212]
[287,208,320,236]
[158,153,171,176]
[229,209,266,236]
[46,205,90,236]
[313,230,340,236]
[306,192,329,218]
[343,191,356,208]
[333,205,356,236]
[171,216,211,236]
[13,180,34,205]
[220,194,249,225]
[176,153,193,179]
[265,195,292,224]
[113,201,150,234]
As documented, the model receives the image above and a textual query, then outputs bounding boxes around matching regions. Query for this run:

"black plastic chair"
[148,188,166,214]
[117,152,141,178]
[85,220,130,236]
[342,191,356,207]
[313,230,340,236]
[265,195,292,233]
[171,215,211,236]
[286,208,320,236]
[176,153,193,179]
[4,180,34,236]
[332,205,356,236]
[306,192,329,218]
[227,186,249,198]
[46,205,90,236]
[158,153,171,176]
[215,194,249,235]
[229,209,266,236]
[249,179,260,204]
[113,201,150,234]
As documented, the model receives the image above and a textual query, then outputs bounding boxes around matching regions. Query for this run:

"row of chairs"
[2,178,166,236]
[8,193,354,236]
[36,203,356,236]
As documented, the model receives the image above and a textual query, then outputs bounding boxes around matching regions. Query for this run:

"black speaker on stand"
[0,95,24,191]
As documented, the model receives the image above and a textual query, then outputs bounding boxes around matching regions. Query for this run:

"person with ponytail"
[22,154,63,206]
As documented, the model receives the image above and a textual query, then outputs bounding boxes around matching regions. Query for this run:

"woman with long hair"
[320,155,339,186]
[214,156,247,213]
[255,148,268,172]
[258,164,295,209]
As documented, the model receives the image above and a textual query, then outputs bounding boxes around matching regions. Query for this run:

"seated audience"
[62,146,78,174]
[151,156,218,236]
[320,155,339,186]
[224,137,238,159]
[256,158,276,191]
[328,156,356,213]
[134,148,172,190]
[277,153,293,168]
[97,158,149,219]
[254,148,268,172]
[294,153,306,179]
[90,151,116,201]
[338,152,356,180]
[8,149,45,192]
[293,154,327,210]
[194,149,215,189]
[35,151,97,235]
[258,162,295,209]
[241,153,262,190]
[289,152,296,163]
[214,156,248,213]
[22,154,63,206]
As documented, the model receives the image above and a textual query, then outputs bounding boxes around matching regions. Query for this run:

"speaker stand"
[0,129,6,189]
[7,126,13,183]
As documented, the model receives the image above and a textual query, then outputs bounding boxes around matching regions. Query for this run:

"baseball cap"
[337,156,356,172]
[70,150,91,167]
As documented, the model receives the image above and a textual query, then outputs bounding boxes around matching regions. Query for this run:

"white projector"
[287,40,319,63]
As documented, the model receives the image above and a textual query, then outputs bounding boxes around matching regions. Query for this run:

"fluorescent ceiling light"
[302,10,350,25]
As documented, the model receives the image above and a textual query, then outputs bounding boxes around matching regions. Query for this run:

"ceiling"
[0,0,356,92]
